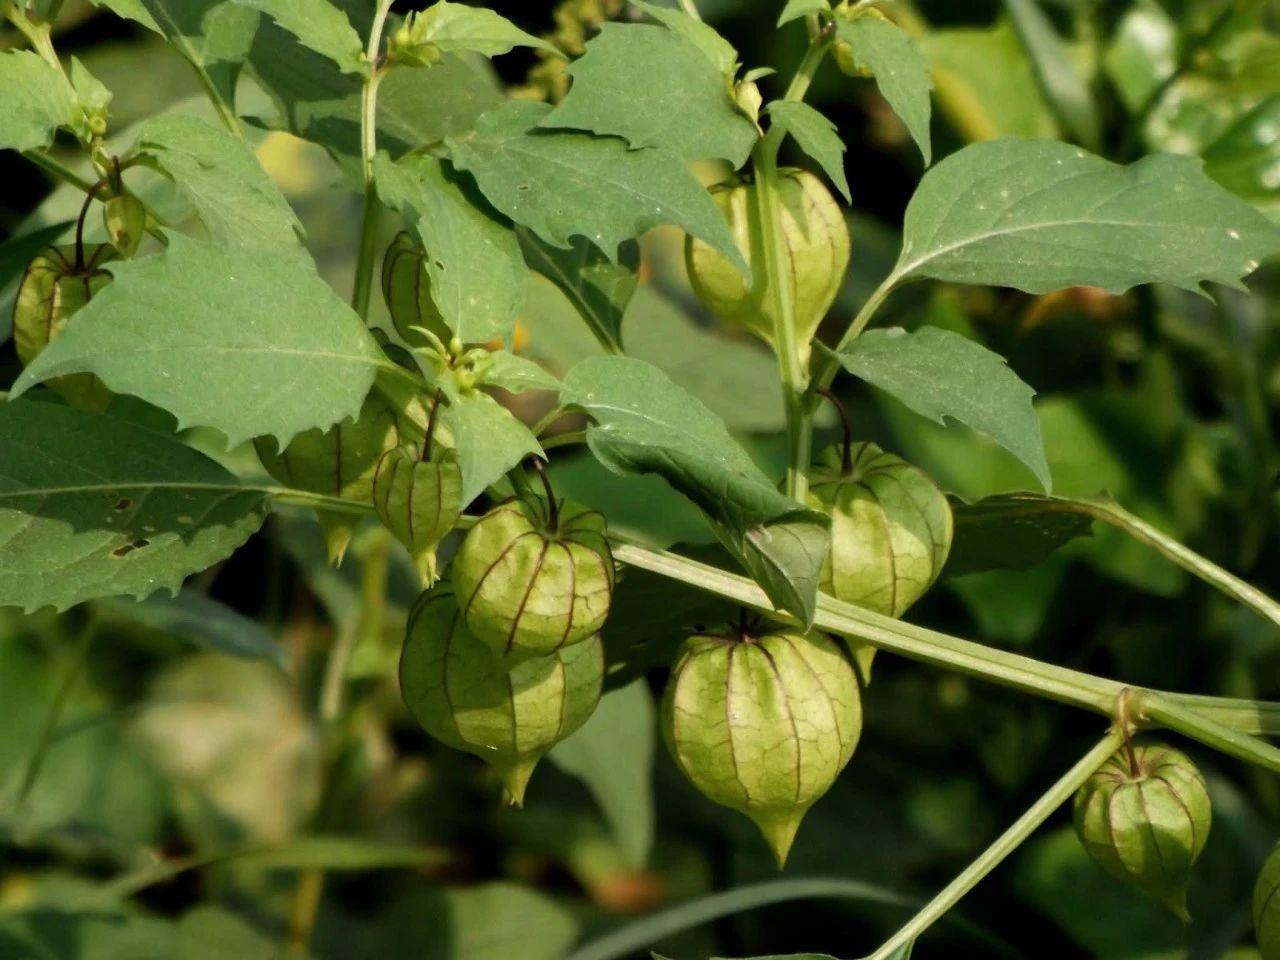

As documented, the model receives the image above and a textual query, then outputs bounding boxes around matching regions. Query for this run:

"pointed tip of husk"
[751,806,809,869]
[494,755,541,808]
[1161,890,1192,925]
[319,516,354,567]
[414,548,440,589]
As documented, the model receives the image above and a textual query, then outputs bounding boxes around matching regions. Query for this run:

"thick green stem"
[351,1,394,319]
[14,614,99,813]
[867,730,1124,960]
[810,273,899,407]
[24,149,94,192]
[677,0,702,20]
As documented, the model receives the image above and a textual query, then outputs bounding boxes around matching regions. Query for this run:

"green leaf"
[176,908,278,960]
[543,23,757,167]
[11,235,386,448]
[403,0,555,58]
[549,681,655,869]
[441,390,543,506]
[1203,95,1280,222]
[1002,0,1100,149]
[382,883,578,960]
[946,492,1094,576]
[893,139,1280,294]
[828,326,1051,491]
[0,51,75,152]
[0,399,266,613]
[629,0,738,75]
[98,588,286,664]
[835,17,932,164]
[479,351,561,393]
[561,356,828,625]
[374,153,524,344]
[518,231,639,352]
[233,0,367,75]
[766,100,850,202]
[99,0,260,108]
[777,0,829,26]
[447,100,750,277]
[137,114,304,248]
[232,835,439,870]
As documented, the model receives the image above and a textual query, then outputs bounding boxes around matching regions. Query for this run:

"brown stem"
[421,389,444,462]
[816,386,854,475]
[73,176,108,273]
[529,456,559,533]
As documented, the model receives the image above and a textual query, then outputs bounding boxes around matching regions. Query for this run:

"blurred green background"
[1,1,1279,958]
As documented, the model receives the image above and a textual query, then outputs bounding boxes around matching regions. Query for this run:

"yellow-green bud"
[400,584,603,805]
[661,626,861,866]
[372,443,463,586]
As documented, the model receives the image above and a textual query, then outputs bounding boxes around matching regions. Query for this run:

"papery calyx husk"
[255,393,412,565]
[684,168,849,362]
[400,584,603,805]
[373,442,463,586]
[102,193,146,258]
[451,496,614,665]
[809,442,952,681]
[661,625,861,867]
[382,231,450,347]
[13,243,116,410]
[1255,842,1280,958]
[1073,743,1211,921]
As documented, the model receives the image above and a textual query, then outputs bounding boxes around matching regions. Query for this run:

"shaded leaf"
[176,907,278,960]
[777,0,829,27]
[138,113,304,248]
[767,100,850,201]
[629,0,738,75]
[403,1,555,58]
[12,234,386,448]
[0,51,75,152]
[893,139,1280,294]
[1203,94,1280,222]
[0,399,266,613]
[480,352,561,393]
[446,101,749,276]
[561,356,828,624]
[374,153,525,344]
[233,835,440,870]
[233,0,367,75]
[835,17,932,164]
[946,492,1094,576]
[544,23,757,167]
[98,588,286,664]
[829,326,1051,490]
[1002,0,1100,149]
[518,231,640,352]
[550,681,656,868]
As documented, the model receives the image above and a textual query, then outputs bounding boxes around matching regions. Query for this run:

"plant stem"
[866,729,1124,960]
[2,0,60,69]
[351,0,395,319]
[816,387,853,474]
[677,0,702,20]
[14,614,99,813]
[530,456,560,531]
[25,149,95,192]
[1137,691,1280,773]
[809,272,899,406]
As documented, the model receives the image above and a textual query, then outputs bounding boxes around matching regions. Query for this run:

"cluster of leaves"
[0,0,1279,958]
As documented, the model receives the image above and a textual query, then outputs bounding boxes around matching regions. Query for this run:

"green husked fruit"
[1073,743,1211,921]
[400,584,603,805]
[661,626,861,866]
[381,231,450,348]
[1256,843,1280,958]
[102,193,147,258]
[452,498,614,665]
[255,394,409,565]
[684,168,849,361]
[13,243,116,410]
[373,443,464,586]
[810,442,952,680]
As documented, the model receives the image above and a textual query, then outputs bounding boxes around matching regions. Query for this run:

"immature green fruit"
[381,232,449,347]
[452,497,614,665]
[102,193,146,258]
[1256,843,1280,958]
[810,442,952,680]
[372,443,464,586]
[400,585,603,805]
[13,243,116,410]
[684,169,849,361]
[661,626,861,867]
[1073,744,1211,921]
[255,394,407,565]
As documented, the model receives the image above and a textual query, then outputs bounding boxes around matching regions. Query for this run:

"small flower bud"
[400,585,603,805]
[1073,743,1212,921]
[661,626,861,866]
[451,497,614,665]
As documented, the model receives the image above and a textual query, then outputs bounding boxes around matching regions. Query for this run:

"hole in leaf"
[113,498,132,511]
